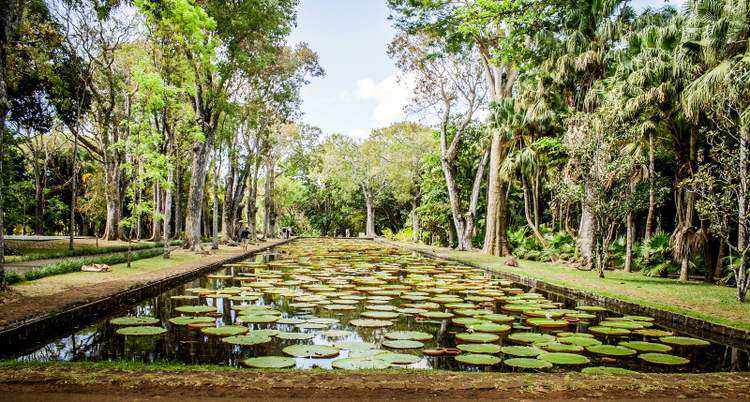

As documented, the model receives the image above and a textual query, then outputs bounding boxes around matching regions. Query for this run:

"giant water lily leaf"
[223,333,273,345]
[504,358,552,370]
[169,316,214,326]
[116,326,166,336]
[282,344,340,358]
[501,346,543,357]
[455,354,501,366]
[638,353,690,365]
[537,352,590,365]
[507,333,555,344]
[384,331,433,341]
[455,332,500,343]
[349,319,393,328]
[618,341,672,353]
[382,340,424,349]
[110,316,160,326]
[331,357,390,369]
[659,336,709,347]
[201,325,248,337]
[175,306,216,314]
[243,356,296,369]
[582,366,639,375]
[334,341,377,351]
[585,345,637,357]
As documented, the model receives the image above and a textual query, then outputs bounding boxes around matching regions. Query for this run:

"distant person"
[345,228,350,238]
[239,227,250,251]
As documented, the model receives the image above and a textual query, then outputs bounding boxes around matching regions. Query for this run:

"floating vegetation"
[110,316,160,326]
[455,332,500,343]
[659,336,710,347]
[275,332,314,340]
[282,344,340,358]
[201,325,249,337]
[382,340,424,349]
[243,356,296,369]
[168,316,214,326]
[175,306,217,314]
[618,341,672,353]
[526,318,569,329]
[501,346,544,357]
[585,345,637,357]
[334,341,376,351]
[634,329,674,337]
[535,342,583,353]
[349,319,393,328]
[588,326,631,336]
[457,344,502,354]
[504,358,552,370]
[378,353,421,365]
[507,333,555,344]
[638,353,690,365]
[223,333,273,346]
[331,357,390,369]
[455,354,502,366]
[115,326,166,336]
[537,353,590,365]
[384,331,433,341]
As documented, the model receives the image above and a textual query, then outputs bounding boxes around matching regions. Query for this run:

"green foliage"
[16,248,164,282]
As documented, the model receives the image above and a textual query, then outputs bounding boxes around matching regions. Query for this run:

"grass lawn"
[5,239,165,262]
[11,248,238,298]
[392,240,750,332]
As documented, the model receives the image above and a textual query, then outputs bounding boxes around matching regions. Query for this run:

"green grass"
[394,241,750,332]
[6,240,181,262]
[6,248,167,284]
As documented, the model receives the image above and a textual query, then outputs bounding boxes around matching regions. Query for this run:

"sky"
[287,0,685,140]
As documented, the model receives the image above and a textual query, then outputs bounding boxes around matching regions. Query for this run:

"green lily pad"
[296,323,328,330]
[419,311,454,319]
[586,345,637,357]
[504,358,553,370]
[588,326,631,336]
[537,352,590,365]
[243,356,296,369]
[382,339,424,349]
[468,323,511,333]
[307,318,340,325]
[558,336,602,347]
[455,353,501,366]
[599,321,644,329]
[223,333,273,345]
[507,333,555,344]
[618,341,672,353]
[175,306,217,314]
[384,331,433,341]
[331,357,390,369]
[110,316,160,326]
[501,346,544,357]
[115,326,166,336]
[482,314,515,323]
[638,353,690,365]
[455,332,500,343]
[582,366,639,375]
[321,330,352,337]
[378,353,422,365]
[659,336,710,347]
[275,332,315,340]
[361,311,400,319]
[277,318,306,325]
[201,325,249,336]
[535,342,584,353]
[452,317,489,326]
[622,315,654,322]
[168,316,215,326]
[349,319,393,328]
[170,295,198,300]
[282,344,340,358]
[334,341,377,351]
[634,329,674,337]
[457,343,502,354]
[526,318,569,328]
[236,314,280,324]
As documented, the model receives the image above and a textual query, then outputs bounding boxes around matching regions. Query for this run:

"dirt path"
[0,365,749,401]
[0,240,282,328]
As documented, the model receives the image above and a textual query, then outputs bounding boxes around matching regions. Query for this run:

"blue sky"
[288,0,684,139]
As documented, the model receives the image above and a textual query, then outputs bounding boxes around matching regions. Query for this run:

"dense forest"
[0,0,749,302]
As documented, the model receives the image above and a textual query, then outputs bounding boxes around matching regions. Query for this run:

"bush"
[636,232,679,276]
[8,240,181,263]
[3,271,23,285]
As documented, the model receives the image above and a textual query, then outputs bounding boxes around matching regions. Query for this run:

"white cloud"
[348,128,368,139]
[352,73,415,127]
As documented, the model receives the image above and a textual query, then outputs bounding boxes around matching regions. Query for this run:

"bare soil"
[0,365,749,401]
[0,241,280,328]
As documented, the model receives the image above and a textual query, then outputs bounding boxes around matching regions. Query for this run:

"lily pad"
[236,315,280,324]
[296,323,328,330]
[535,342,584,353]
[349,319,393,328]
[599,321,644,330]
[582,366,639,375]
[321,330,352,338]
[638,353,690,365]
[537,352,590,365]
[501,346,544,357]
[361,311,400,319]
[419,311,454,319]
[201,325,249,337]
[282,344,340,358]
[378,353,422,365]
[468,323,511,333]
[558,336,602,347]
[457,343,502,354]
[115,326,166,336]
[455,332,500,343]
[659,336,710,347]
[384,331,433,341]
[634,329,674,337]
[223,333,273,345]
[331,357,390,369]
[275,332,315,340]
[618,341,672,353]
[504,358,553,370]
[507,332,555,344]
[175,306,217,314]
[482,314,515,323]
[110,316,160,326]
[526,318,569,328]
[585,345,637,357]
[382,339,424,349]
[334,341,377,351]
[277,318,306,325]
[168,316,215,326]
[455,353,501,366]
[243,356,296,369]
[588,326,631,336]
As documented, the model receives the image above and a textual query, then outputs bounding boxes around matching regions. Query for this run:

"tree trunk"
[713,240,725,281]
[247,157,261,241]
[163,164,173,258]
[184,130,214,250]
[69,129,78,250]
[482,129,509,255]
[174,165,182,239]
[103,160,123,240]
[523,177,547,246]
[410,196,419,242]
[736,126,748,301]
[577,183,596,266]
[364,189,375,237]
[151,181,161,240]
[263,158,276,239]
[645,130,656,241]
[624,211,634,273]
[34,170,44,235]
[221,168,235,242]
[212,152,219,250]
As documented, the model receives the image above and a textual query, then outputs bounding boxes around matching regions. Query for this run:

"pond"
[16,239,750,372]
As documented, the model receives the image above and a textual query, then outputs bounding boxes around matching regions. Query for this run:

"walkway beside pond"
[0,240,285,329]
[0,361,748,400]
[382,239,750,333]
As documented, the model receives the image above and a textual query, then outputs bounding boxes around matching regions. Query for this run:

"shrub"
[21,248,165,282]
